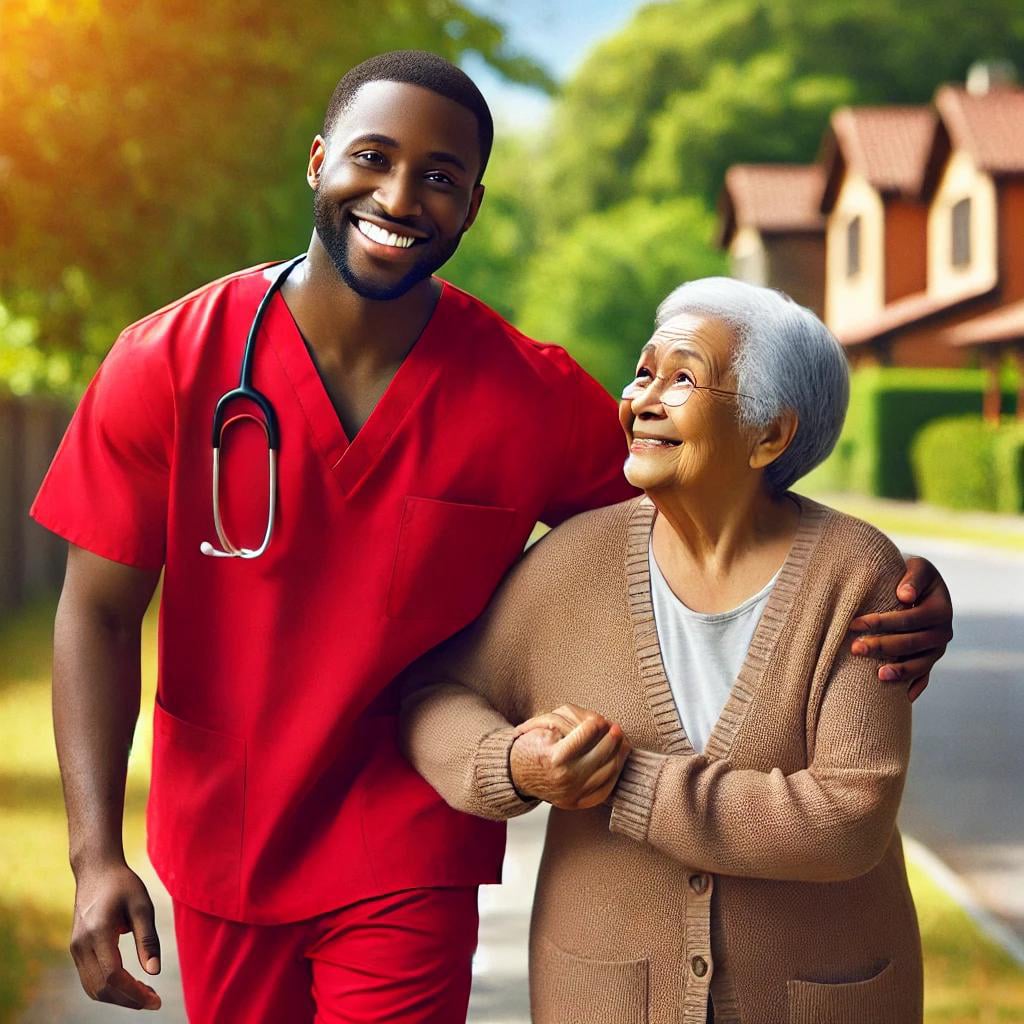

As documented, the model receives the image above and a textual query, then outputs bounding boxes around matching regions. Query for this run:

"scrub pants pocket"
[148,699,246,917]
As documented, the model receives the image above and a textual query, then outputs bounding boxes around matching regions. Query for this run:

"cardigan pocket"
[787,959,899,1024]
[532,937,649,1024]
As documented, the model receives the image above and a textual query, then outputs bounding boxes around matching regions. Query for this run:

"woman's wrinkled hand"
[510,704,631,810]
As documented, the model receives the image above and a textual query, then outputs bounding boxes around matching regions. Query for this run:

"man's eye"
[355,151,386,165]
[674,371,695,386]
[426,171,455,185]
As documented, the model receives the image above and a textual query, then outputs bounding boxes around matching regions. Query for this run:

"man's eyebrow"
[344,134,468,173]
[346,133,399,149]
[428,151,467,173]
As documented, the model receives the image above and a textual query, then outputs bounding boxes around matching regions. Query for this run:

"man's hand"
[510,704,631,809]
[70,860,161,1011]
[850,555,954,702]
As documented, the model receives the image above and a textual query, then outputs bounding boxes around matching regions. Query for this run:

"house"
[716,69,1024,419]
[716,164,826,315]
[928,82,1024,418]
[818,105,938,361]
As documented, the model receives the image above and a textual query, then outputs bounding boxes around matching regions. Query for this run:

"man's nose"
[374,170,423,220]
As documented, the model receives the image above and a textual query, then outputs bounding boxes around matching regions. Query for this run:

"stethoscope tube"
[200,255,306,559]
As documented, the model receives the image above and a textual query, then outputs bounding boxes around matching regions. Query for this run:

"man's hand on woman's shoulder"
[510,704,631,809]
[849,554,953,702]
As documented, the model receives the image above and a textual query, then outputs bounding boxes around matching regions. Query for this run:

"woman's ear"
[749,410,799,470]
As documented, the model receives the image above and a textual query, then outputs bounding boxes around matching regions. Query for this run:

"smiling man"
[30,50,953,1023]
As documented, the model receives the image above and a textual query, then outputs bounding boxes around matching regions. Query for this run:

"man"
[31,50,952,1022]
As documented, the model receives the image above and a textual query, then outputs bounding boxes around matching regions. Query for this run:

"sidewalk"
[16,811,545,1024]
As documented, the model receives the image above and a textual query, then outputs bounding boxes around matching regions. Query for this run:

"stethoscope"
[200,254,306,559]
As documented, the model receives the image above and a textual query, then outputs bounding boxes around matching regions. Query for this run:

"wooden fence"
[0,395,72,616]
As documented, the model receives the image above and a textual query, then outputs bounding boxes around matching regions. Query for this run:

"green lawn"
[0,592,157,1024]
[1,591,1022,1022]
[799,489,1024,553]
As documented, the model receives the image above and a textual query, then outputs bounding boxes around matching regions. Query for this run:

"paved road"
[889,534,1024,949]
[18,534,1023,1022]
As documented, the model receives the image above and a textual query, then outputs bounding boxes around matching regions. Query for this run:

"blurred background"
[2,1,1023,1021]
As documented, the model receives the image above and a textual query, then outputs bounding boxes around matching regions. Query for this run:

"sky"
[460,0,649,131]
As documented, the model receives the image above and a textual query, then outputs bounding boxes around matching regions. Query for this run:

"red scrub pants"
[173,886,479,1023]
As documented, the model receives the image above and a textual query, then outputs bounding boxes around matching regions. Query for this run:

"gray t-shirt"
[649,541,780,753]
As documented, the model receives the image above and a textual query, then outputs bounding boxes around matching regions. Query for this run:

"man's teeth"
[634,438,680,447]
[356,219,417,248]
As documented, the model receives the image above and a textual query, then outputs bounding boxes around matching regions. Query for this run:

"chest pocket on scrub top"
[387,496,517,627]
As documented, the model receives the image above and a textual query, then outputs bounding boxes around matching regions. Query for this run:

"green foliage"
[0,1,548,395]
[911,415,999,511]
[911,415,1024,513]
[515,197,727,393]
[541,0,1024,225]
[993,422,1024,514]
[806,368,1017,500]
[441,135,542,322]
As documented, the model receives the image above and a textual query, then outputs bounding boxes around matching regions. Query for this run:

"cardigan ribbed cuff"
[475,725,540,818]
[609,749,667,842]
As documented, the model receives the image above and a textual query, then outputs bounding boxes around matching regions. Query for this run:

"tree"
[516,197,726,394]
[440,134,543,323]
[0,0,552,394]
[540,0,1024,224]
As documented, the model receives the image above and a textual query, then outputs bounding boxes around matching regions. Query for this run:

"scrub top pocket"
[148,699,246,919]
[387,496,517,628]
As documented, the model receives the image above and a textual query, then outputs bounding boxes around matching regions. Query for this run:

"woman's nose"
[631,383,669,418]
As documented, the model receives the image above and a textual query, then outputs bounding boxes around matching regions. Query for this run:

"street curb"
[904,835,1024,969]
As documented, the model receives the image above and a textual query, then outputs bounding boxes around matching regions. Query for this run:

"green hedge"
[804,367,1018,500]
[911,415,1024,513]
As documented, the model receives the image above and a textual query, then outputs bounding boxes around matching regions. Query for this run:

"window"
[846,216,861,278]
[952,197,972,268]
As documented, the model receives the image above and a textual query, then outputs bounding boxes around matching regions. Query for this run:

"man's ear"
[462,183,485,233]
[749,409,799,470]
[307,135,327,190]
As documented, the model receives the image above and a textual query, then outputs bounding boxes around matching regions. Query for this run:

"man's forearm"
[53,590,145,870]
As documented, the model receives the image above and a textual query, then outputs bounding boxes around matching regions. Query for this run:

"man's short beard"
[313,186,460,301]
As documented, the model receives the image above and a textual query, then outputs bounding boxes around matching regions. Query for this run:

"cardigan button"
[689,874,709,894]
[691,956,709,977]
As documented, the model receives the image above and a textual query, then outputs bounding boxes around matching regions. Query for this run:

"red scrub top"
[31,261,637,924]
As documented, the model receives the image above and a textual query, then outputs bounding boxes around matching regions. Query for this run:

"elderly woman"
[400,278,923,1024]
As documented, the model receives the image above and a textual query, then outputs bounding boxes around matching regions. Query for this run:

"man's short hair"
[322,50,493,183]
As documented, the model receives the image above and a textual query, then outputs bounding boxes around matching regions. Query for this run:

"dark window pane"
[952,197,972,268]
[846,216,861,278]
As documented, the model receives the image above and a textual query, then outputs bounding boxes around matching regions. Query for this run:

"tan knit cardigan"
[400,494,923,1024]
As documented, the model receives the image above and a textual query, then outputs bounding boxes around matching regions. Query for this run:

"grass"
[0,590,158,1024]
[1,591,1022,1022]
[799,488,1024,554]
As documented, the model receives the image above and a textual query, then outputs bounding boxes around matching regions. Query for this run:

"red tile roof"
[943,297,1024,346]
[821,106,936,211]
[934,85,1024,175]
[717,164,826,247]
[835,282,995,347]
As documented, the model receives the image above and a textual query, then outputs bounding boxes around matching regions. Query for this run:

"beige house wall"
[825,172,885,335]
[729,226,767,287]
[927,150,998,299]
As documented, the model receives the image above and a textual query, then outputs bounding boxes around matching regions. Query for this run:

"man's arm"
[55,544,162,1011]
[852,554,954,701]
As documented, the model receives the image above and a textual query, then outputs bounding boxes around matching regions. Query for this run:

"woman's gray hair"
[654,277,849,495]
